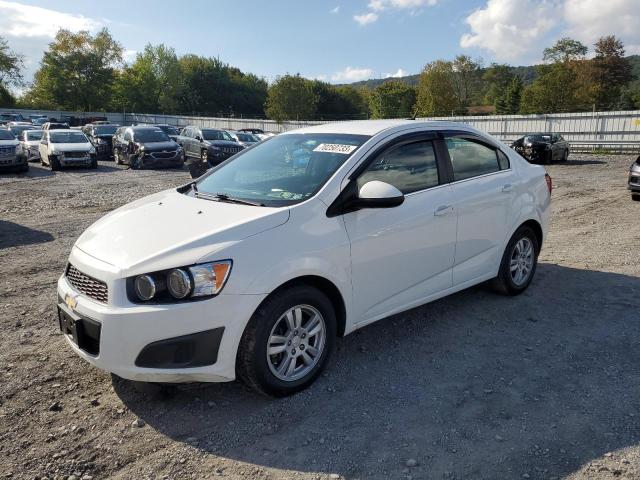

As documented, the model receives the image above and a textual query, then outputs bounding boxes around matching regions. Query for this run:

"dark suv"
[82,123,119,160]
[112,126,184,169]
[510,133,569,164]
[177,126,245,178]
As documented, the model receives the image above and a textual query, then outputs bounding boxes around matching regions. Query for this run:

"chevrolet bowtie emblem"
[65,293,78,311]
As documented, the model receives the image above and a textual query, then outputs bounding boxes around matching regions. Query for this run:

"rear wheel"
[632,194,640,202]
[50,156,61,171]
[236,285,336,397]
[491,225,539,295]
[562,149,569,162]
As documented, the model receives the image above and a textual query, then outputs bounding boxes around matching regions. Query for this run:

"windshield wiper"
[195,191,264,207]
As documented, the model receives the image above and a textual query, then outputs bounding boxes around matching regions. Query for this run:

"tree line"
[0,28,638,121]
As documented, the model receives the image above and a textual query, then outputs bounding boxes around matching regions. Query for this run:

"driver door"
[342,135,457,326]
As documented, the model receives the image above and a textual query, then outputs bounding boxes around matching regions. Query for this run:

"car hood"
[0,139,18,146]
[74,189,289,275]
[139,140,178,151]
[51,142,92,152]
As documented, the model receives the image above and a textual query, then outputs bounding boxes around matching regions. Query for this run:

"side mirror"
[357,181,405,208]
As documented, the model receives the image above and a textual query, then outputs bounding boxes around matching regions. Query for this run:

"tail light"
[545,173,552,195]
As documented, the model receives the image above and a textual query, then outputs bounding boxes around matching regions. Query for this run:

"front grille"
[221,146,242,155]
[63,151,89,159]
[630,176,639,185]
[0,146,15,155]
[66,264,108,303]
[150,151,178,159]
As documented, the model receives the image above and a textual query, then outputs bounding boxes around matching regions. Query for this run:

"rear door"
[442,132,519,286]
[343,133,458,325]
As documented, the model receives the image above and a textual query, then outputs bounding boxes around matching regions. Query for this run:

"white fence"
[6,107,640,151]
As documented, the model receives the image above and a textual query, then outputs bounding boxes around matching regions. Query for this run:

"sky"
[1,0,639,86]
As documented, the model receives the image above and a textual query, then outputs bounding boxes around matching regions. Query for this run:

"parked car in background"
[43,122,70,131]
[7,122,36,138]
[18,129,44,163]
[228,130,260,148]
[39,129,97,171]
[154,124,181,142]
[237,128,264,135]
[32,117,49,127]
[83,123,119,160]
[0,112,25,125]
[510,133,569,164]
[0,128,26,172]
[29,114,47,123]
[112,126,183,169]
[56,120,551,396]
[177,126,244,177]
[629,156,640,201]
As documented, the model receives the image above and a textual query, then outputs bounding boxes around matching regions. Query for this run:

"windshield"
[26,131,43,141]
[202,129,233,141]
[158,125,179,135]
[0,129,15,140]
[9,126,34,135]
[525,134,551,143]
[133,129,169,143]
[50,132,88,143]
[94,125,118,135]
[236,133,258,142]
[195,133,369,207]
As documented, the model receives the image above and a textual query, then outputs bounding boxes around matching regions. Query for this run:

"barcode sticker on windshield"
[313,143,357,154]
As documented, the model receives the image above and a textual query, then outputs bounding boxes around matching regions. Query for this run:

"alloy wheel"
[510,237,534,286]
[266,304,326,382]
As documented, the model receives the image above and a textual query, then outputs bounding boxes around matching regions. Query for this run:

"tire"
[563,149,569,162]
[50,156,61,171]
[89,158,98,169]
[491,225,539,295]
[19,163,29,173]
[236,285,337,397]
[201,149,208,164]
[632,194,640,202]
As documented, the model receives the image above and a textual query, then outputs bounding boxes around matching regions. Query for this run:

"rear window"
[94,126,118,135]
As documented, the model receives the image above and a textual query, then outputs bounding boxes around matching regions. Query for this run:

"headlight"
[134,274,156,301]
[130,260,232,302]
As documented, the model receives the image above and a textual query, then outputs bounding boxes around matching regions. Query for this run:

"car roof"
[48,129,83,133]
[282,119,468,136]
[130,126,162,130]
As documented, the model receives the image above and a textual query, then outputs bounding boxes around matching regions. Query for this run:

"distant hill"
[345,55,640,89]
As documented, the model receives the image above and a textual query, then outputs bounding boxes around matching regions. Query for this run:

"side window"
[184,127,192,138]
[497,150,510,170]
[446,137,500,181]
[357,140,439,194]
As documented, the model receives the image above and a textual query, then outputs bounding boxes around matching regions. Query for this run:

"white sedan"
[56,120,551,396]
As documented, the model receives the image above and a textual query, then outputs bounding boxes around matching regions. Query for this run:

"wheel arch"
[519,218,543,253]
[252,275,347,338]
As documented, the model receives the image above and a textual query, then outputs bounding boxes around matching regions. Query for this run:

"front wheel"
[236,285,336,397]
[491,225,539,295]
[632,193,640,202]
[201,149,208,164]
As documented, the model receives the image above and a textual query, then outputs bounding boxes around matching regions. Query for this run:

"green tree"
[520,63,586,113]
[483,63,514,110]
[452,55,482,112]
[542,37,588,63]
[591,36,633,109]
[369,81,416,119]
[414,60,458,116]
[504,76,523,114]
[112,44,182,113]
[265,74,316,121]
[27,28,123,111]
[0,36,23,90]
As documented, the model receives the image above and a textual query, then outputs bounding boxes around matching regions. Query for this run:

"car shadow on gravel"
[113,263,640,479]
[562,159,607,165]
[0,220,54,249]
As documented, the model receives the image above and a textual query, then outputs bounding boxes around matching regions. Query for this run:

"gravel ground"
[0,154,639,480]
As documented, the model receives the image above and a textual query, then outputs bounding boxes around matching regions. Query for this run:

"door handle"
[501,184,514,193]
[434,205,453,216]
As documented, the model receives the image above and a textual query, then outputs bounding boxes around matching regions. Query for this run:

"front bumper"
[628,173,640,192]
[56,248,266,382]
[59,154,93,167]
[0,154,26,169]
[139,151,183,168]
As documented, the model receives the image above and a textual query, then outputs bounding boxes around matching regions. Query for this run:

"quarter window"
[446,137,501,181]
[497,150,510,170]
[357,140,439,194]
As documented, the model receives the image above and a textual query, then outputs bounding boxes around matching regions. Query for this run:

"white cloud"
[563,0,640,55]
[355,0,438,25]
[330,6,340,14]
[331,66,374,82]
[353,12,379,25]
[460,0,557,62]
[460,0,640,63]
[384,68,407,78]
[123,49,137,64]
[369,0,438,10]
[0,1,102,84]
